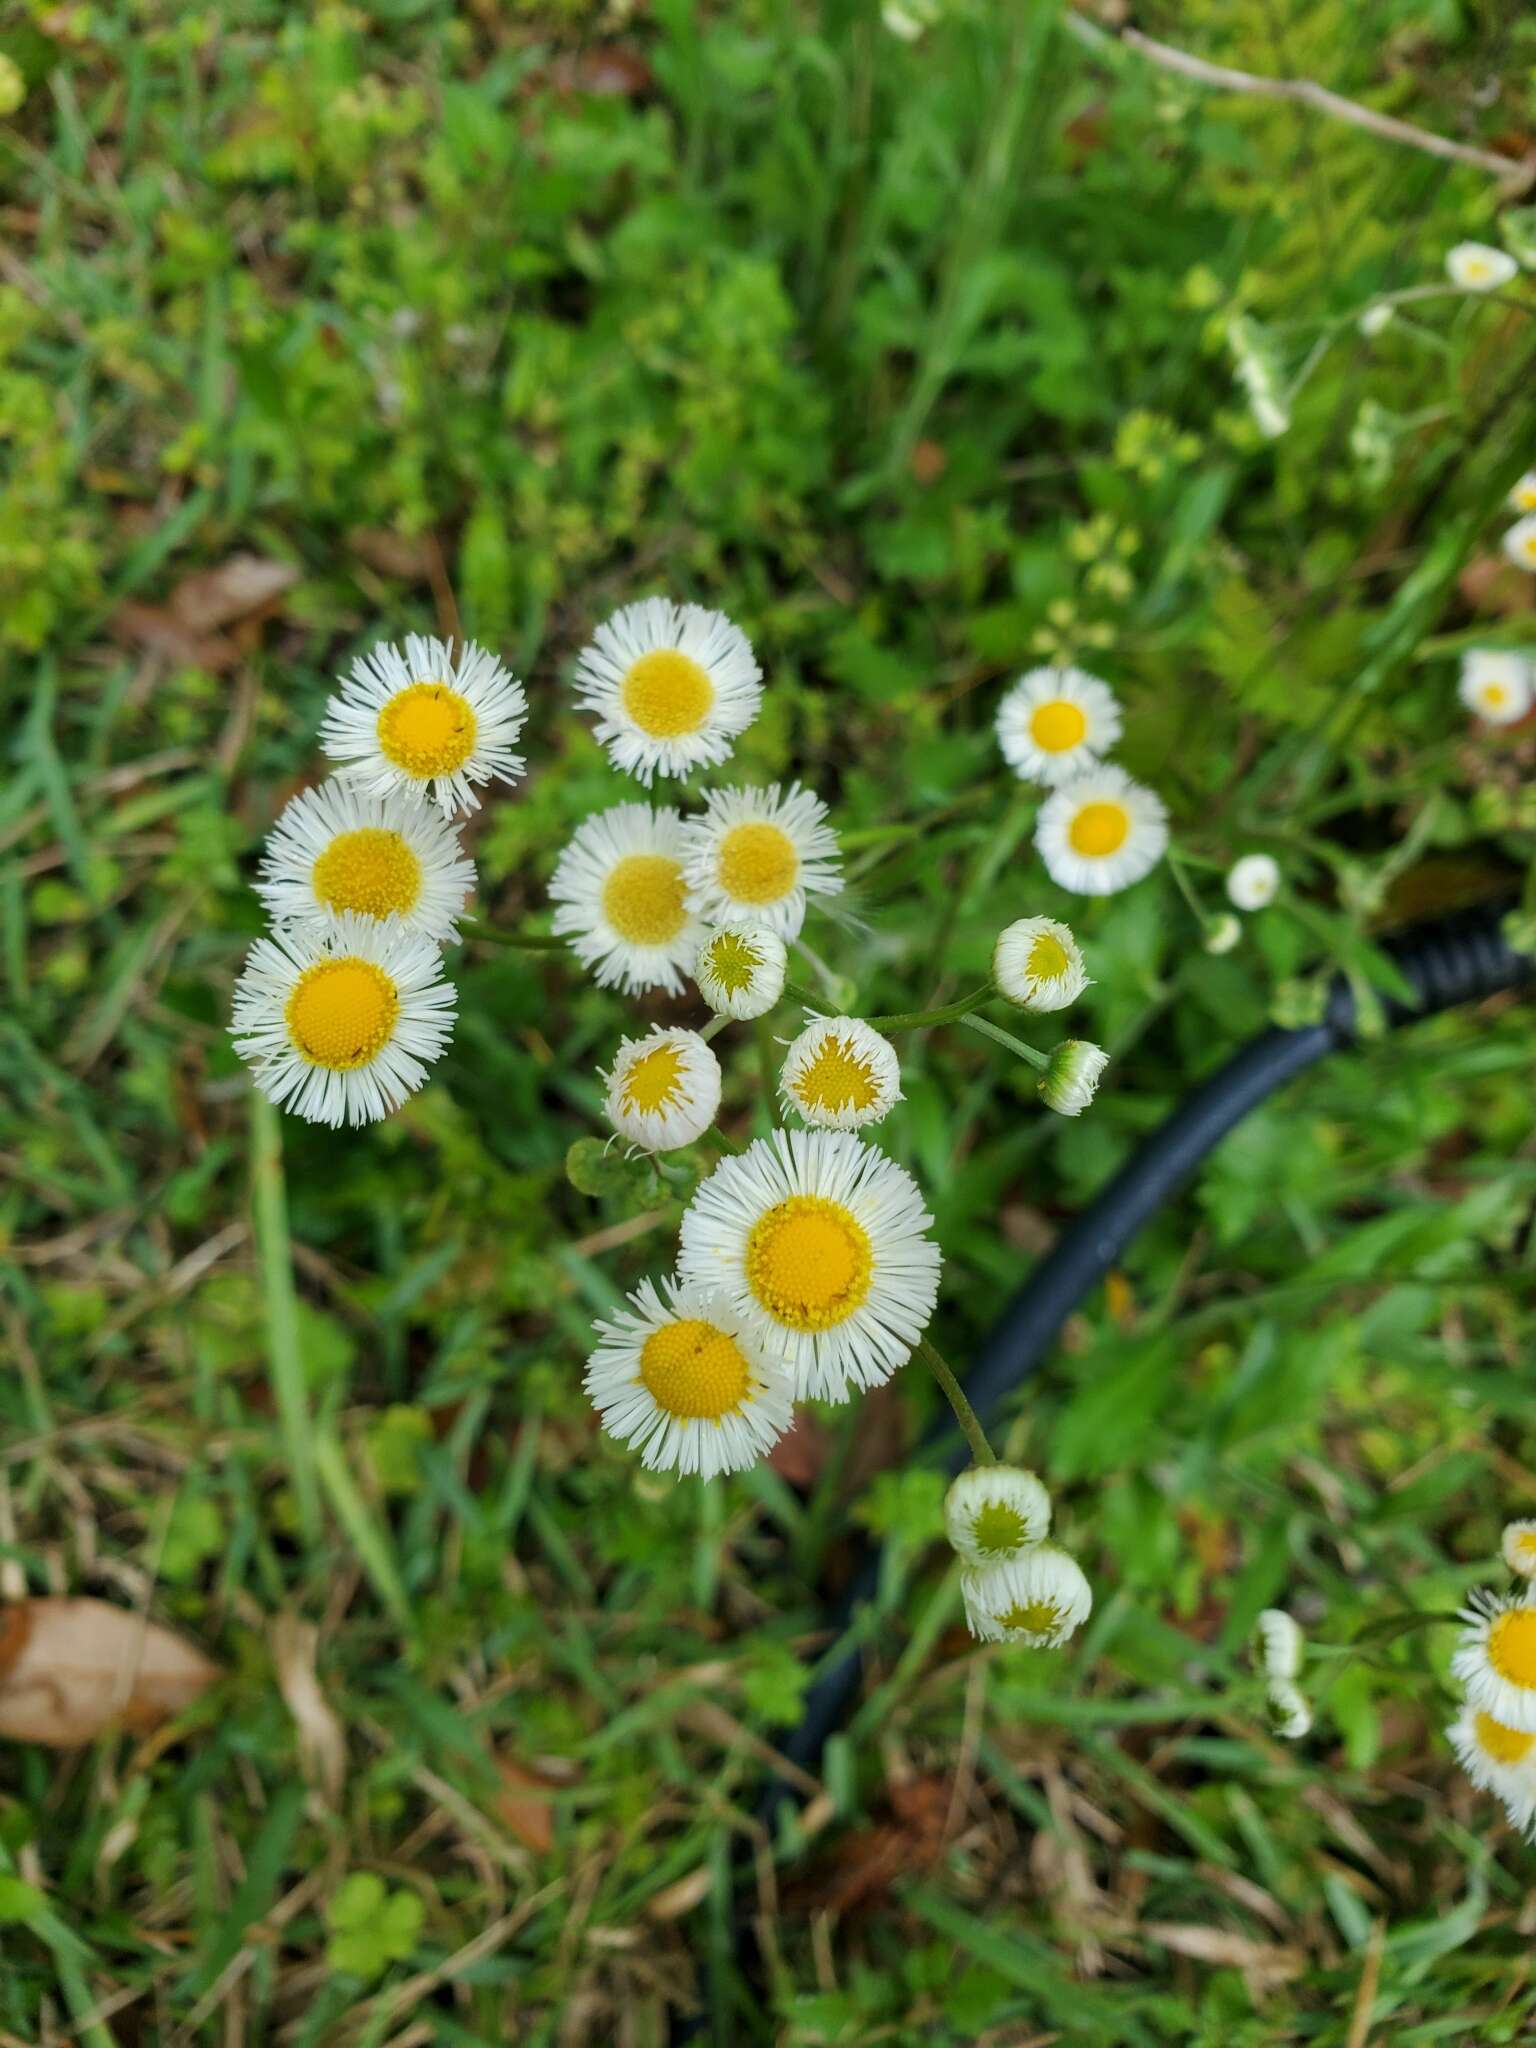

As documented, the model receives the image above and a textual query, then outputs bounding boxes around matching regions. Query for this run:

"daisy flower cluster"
[1445,1520,1536,1841]
[230,635,527,1126]
[943,1465,1093,1649]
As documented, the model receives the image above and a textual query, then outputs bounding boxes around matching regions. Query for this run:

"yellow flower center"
[1487,1607,1536,1690]
[999,1599,1062,1636]
[601,853,689,946]
[1466,259,1490,281]
[311,827,423,919]
[284,958,399,1070]
[1475,1710,1535,1767]
[620,1042,685,1115]
[792,1033,879,1116]
[620,649,715,738]
[639,1318,750,1421]
[718,821,799,906]
[1522,534,1536,564]
[971,1502,1028,1554]
[1481,683,1508,708]
[1029,698,1088,753]
[1518,485,1536,511]
[1068,800,1130,858]
[1026,932,1070,981]
[745,1194,872,1331]
[376,682,478,779]
[1516,1531,1536,1561]
[704,930,762,995]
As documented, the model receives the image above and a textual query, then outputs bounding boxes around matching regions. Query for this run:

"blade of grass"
[249,1091,319,1543]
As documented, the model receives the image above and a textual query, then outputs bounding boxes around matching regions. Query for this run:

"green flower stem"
[1164,847,1210,926]
[958,1011,1049,1069]
[463,920,567,952]
[860,985,995,1032]
[700,1014,731,1044]
[917,1336,995,1468]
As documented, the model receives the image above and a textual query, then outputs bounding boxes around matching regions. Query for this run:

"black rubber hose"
[770,900,1531,1803]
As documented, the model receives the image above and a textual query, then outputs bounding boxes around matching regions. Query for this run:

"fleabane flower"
[1253,1609,1304,1683]
[1501,516,1536,575]
[681,783,842,941]
[993,916,1088,1013]
[694,922,787,1021]
[1266,1680,1313,1741]
[677,1127,941,1403]
[1510,472,1536,516]
[320,635,526,816]
[1460,650,1534,726]
[549,803,706,996]
[1039,1039,1108,1118]
[1447,1704,1536,1837]
[1226,853,1281,911]
[1446,242,1518,292]
[1502,1520,1536,1581]
[604,1027,722,1153]
[255,781,475,943]
[1452,1590,1536,1733]
[779,1016,902,1132]
[584,1277,793,1480]
[945,1465,1051,1565]
[230,915,455,1128]
[960,1545,1093,1648]
[572,597,762,786]
[1035,765,1169,896]
[996,666,1123,787]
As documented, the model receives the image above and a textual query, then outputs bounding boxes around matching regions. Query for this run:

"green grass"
[2,0,1536,2041]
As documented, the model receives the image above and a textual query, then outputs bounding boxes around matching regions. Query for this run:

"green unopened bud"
[1039,1039,1108,1117]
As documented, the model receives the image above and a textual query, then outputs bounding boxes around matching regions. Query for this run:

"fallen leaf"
[347,529,435,581]
[1142,1922,1305,1984]
[111,602,237,673]
[1457,554,1536,618]
[272,1615,346,1803]
[910,439,947,485]
[0,1599,219,1747]
[495,1756,556,1854]
[169,552,298,633]
[768,1408,834,1487]
[646,1866,714,1921]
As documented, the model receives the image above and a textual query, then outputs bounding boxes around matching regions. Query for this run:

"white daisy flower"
[1358,303,1395,338]
[320,635,527,816]
[1039,1039,1108,1118]
[944,1465,1052,1565]
[548,803,706,996]
[779,1016,902,1133]
[680,783,842,942]
[1204,913,1242,955]
[995,666,1123,787]
[1501,516,1536,574]
[1266,1680,1313,1741]
[1509,472,1536,516]
[1447,1703,1536,1836]
[604,1027,722,1153]
[571,597,762,786]
[254,781,476,944]
[1502,1520,1536,1581]
[694,921,787,1021]
[1459,649,1533,726]
[584,1277,793,1480]
[230,914,455,1128]
[1226,853,1281,911]
[1035,765,1169,896]
[993,916,1088,1013]
[1452,1590,1536,1733]
[1253,1609,1304,1683]
[1446,242,1518,292]
[960,1545,1093,1647]
[676,1127,941,1403]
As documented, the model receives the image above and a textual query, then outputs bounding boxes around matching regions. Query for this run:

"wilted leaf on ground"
[0,1599,219,1747]
[168,552,298,632]
[495,1755,557,1853]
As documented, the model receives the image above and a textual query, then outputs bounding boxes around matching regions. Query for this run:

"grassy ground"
[2,1,1536,2042]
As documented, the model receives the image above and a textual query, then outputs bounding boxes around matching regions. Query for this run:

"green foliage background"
[1,0,1535,2040]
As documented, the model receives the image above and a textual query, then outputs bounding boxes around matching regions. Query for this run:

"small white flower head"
[604,1027,722,1153]
[1452,1590,1536,1734]
[1502,1519,1536,1581]
[779,1016,902,1133]
[996,667,1123,787]
[694,922,787,1021]
[1226,853,1281,912]
[945,1465,1052,1566]
[320,635,527,816]
[1459,649,1534,727]
[961,1545,1093,1647]
[1204,913,1242,956]
[1358,303,1395,338]
[1501,515,1536,575]
[1509,471,1536,516]
[255,781,476,944]
[1266,1680,1313,1741]
[1446,241,1518,292]
[681,782,842,941]
[230,915,455,1128]
[1447,1702,1536,1836]
[584,1277,793,1480]
[1253,1608,1304,1683]
[1035,765,1169,896]
[571,597,763,786]
[1039,1039,1108,1118]
[548,803,706,996]
[677,1127,941,1403]
[993,917,1089,1013]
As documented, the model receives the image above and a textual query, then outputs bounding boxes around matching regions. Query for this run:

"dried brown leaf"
[0,1599,218,1748]
[111,602,236,673]
[272,1615,346,1803]
[1143,1922,1305,1981]
[495,1756,556,1854]
[169,552,298,633]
